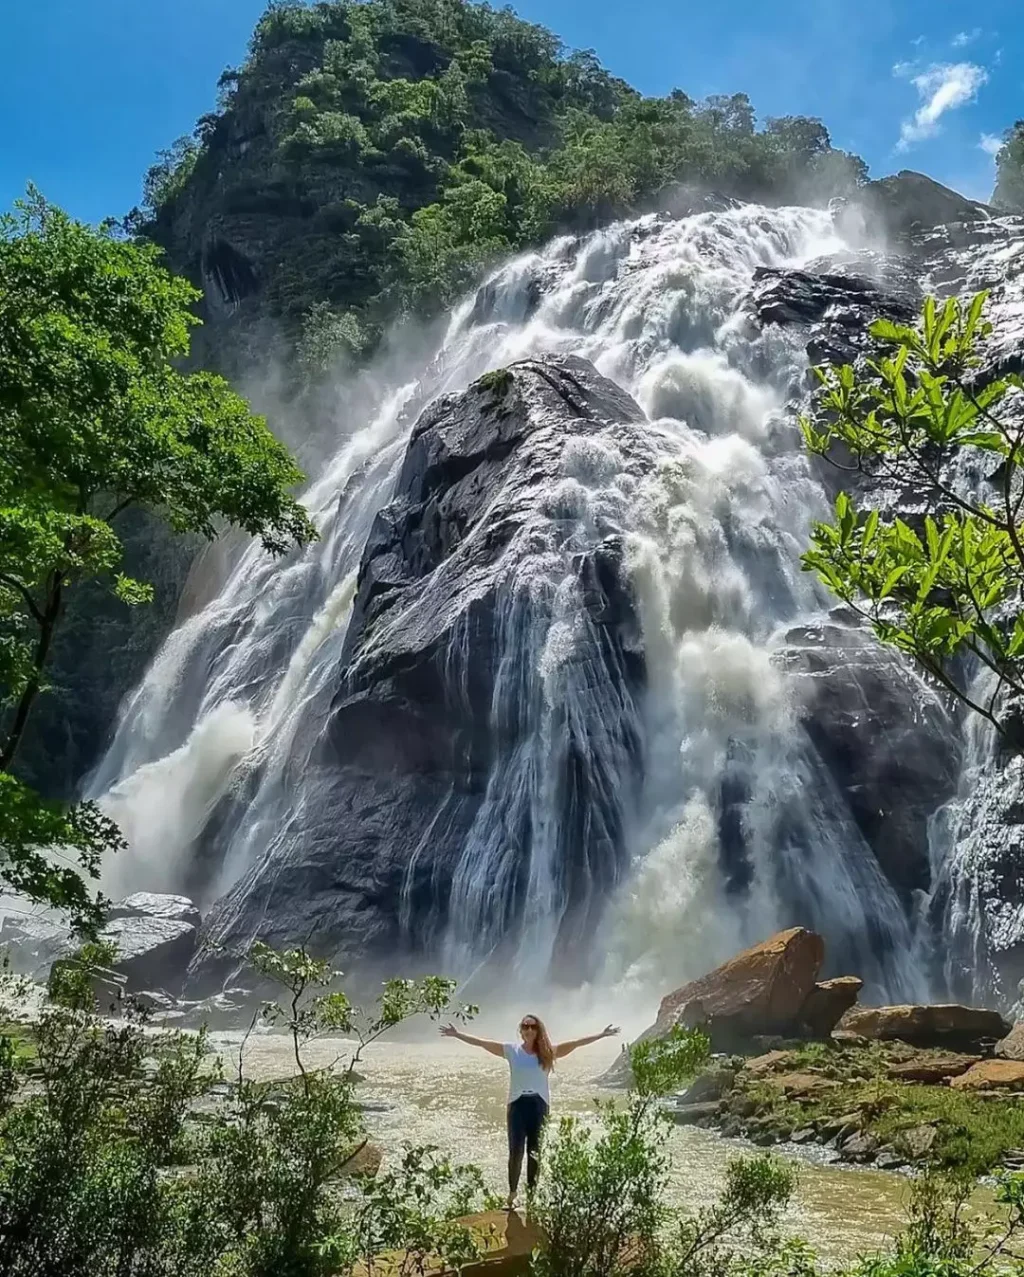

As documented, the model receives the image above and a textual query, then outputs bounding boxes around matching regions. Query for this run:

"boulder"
[0,915,73,980]
[667,1101,722,1126]
[887,1054,981,1084]
[844,172,993,241]
[949,1060,1024,1091]
[352,1209,541,1277]
[898,1125,938,1160]
[675,1068,736,1105]
[101,916,197,995]
[108,892,201,928]
[838,1005,1011,1051]
[342,1140,385,1178]
[800,976,864,1037]
[840,1130,879,1163]
[191,355,655,992]
[997,1024,1024,1061]
[657,928,825,1045]
[602,930,824,1085]
[743,1050,796,1075]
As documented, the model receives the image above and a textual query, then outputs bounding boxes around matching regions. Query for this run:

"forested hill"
[139,0,868,373]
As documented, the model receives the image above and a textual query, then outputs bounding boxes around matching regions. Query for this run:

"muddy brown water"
[210,1031,926,1266]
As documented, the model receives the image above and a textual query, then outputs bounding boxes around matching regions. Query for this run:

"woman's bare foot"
[505,1194,516,1212]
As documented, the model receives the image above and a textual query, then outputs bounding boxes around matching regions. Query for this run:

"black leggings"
[506,1093,548,1195]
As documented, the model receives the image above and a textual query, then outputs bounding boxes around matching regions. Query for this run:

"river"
[212,1029,916,1266]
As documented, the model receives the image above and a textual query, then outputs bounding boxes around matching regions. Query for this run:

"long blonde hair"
[521,1014,555,1072]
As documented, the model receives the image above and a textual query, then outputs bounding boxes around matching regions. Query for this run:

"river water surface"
[213,1030,916,1265]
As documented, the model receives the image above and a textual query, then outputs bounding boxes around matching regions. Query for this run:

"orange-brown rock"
[744,1050,796,1075]
[600,929,826,1084]
[768,1072,840,1098]
[949,1060,1024,1091]
[657,928,825,1042]
[352,1210,541,1277]
[887,1054,980,1085]
[837,1004,1010,1050]
[800,977,863,1037]
[342,1140,385,1177]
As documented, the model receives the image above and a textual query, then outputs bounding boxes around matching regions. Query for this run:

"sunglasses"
[520,1022,538,1030]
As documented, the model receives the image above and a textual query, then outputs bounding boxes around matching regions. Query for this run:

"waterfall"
[88,203,926,1002]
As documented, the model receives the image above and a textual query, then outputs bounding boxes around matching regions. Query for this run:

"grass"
[717,1041,1024,1175]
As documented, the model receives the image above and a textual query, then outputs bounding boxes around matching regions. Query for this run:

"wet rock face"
[192,356,654,990]
[775,620,961,900]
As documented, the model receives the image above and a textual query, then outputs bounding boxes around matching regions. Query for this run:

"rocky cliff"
[191,355,654,989]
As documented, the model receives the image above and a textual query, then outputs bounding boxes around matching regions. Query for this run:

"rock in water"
[838,1004,1010,1051]
[658,927,825,1034]
[191,356,654,989]
[0,895,200,994]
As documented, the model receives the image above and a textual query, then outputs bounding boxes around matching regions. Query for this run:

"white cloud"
[979,132,1004,157]
[952,28,982,48]
[896,62,988,150]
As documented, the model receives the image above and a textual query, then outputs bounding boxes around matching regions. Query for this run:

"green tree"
[0,193,316,926]
[993,121,1024,212]
[801,292,1024,747]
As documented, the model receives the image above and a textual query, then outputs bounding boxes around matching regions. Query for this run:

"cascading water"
[88,202,927,1002]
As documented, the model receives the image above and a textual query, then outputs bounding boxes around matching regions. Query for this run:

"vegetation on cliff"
[993,122,1024,212]
[0,194,315,923]
[802,292,1024,750]
[139,0,868,371]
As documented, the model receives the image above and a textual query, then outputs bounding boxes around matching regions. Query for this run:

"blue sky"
[3,0,1021,225]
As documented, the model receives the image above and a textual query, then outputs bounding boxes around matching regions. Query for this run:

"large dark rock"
[838,1003,1010,1051]
[775,619,961,900]
[190,356,654,990]
[101,917,197,994]
[0,893,200,994]
[751,206,1024,1009]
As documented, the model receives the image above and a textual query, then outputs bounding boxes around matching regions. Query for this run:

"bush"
[0,942,487,1277]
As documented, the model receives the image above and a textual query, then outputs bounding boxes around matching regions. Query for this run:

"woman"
[440,1015,619,1207]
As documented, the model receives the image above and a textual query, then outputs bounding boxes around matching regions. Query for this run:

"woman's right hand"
[439,1023,459,1037]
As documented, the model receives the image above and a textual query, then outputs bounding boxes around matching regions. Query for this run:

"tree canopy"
[0,194,317,926]
[137,0,869,372]
[993,121,1024,212]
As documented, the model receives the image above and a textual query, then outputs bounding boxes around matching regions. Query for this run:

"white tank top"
[503,1042,550,1104]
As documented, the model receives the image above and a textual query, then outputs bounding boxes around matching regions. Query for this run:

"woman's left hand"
[603,1024,620,1038]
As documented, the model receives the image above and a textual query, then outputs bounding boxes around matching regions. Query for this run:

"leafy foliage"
[801,292,1024,746]
[137,0,869,373]
[0,192,316,923]
[993,121,1024,212]
[0,942,487,1277]
[532,1026,711,1277]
